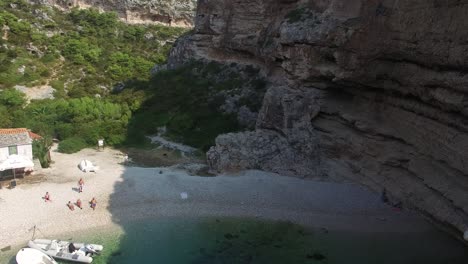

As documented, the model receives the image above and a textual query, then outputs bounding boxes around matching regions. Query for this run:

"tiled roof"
[0,128,34,147]
[0,128,29,135]
[28,131,42,140]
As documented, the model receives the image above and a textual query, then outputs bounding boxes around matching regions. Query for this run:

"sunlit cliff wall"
[31,0,196,26]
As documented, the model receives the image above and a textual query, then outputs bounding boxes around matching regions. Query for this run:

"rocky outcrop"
[30,0,196,27]
[171,0,468,241]
[208,86,321,177]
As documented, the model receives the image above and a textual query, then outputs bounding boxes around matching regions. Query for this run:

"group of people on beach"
[43,178,98,211]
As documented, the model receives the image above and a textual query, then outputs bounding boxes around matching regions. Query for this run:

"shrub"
[57,137,88,154]
[0,105,13,127]
[0,2,195,150]
[50,79,65,90]
[63,38,102,64]
[32,137,52,168]
[55,123,74,140]
[126,61,257,151]
[0,88,26,109]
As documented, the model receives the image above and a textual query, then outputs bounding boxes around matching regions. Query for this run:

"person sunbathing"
[76,199,82,209]
[44,192,51,202]
[67,201,75,211]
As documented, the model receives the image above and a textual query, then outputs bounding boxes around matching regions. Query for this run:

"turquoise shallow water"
[2,217,468,264]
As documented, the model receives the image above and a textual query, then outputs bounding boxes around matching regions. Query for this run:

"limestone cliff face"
[30,0,196,27]
[170,0,468,240]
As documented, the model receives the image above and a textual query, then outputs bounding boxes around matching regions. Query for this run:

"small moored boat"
[28,239,103,263]
[16,247,58,264]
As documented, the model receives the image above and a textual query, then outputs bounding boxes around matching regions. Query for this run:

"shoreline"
[0,147,455,253]
[0,206,432,253]
[0,205,437,262]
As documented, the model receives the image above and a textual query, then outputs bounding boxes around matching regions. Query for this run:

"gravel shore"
[0,147,434,251]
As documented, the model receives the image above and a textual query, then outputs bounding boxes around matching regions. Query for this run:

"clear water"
[2,217,468,264]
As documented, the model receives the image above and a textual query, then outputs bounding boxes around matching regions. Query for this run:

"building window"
[8,145,18,155]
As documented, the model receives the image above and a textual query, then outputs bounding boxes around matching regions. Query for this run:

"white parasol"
[0,154,34,171]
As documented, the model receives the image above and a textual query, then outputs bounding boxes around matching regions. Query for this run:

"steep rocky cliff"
[170,0,468,240]
[30,0,196,26]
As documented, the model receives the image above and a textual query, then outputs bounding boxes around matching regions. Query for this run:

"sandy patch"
[14,85,55,102]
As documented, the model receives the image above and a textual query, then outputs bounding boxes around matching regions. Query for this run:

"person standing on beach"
[90,197,97,210]
[78,178,84,193]
[76,199,82,209]
[44,192,51,202]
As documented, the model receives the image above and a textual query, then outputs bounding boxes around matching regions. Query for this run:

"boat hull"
[28,239,103,263]
[16,247,58,264]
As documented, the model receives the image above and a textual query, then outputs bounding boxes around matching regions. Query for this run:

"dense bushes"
[126,62,264,151]
[69,8,118,32]
[0,10,31,42]
[32,137,52,167]
[12,97,132,153]
[57,137,87,154]
[0,1,264,153]
[62,38,102,64]
[0,2,186,94]
[0,88,26,109]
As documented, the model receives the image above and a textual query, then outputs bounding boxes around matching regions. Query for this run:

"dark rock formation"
[170,0,468,240]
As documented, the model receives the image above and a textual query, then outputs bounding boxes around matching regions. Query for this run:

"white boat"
[28,239,103,263]
[16,247,58,264]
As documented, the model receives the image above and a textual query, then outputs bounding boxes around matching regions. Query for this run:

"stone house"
[0,128,40,178]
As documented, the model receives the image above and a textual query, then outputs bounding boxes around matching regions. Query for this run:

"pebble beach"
[0,146,446,257]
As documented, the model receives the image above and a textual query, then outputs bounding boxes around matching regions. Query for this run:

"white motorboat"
[16,247,58,264]
[28,239,103,263]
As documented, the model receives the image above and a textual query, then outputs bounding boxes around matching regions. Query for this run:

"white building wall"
[0,144,33,161]
[0,147,8,161]
[18,144,33,161]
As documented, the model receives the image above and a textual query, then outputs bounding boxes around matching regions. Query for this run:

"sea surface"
[2,217,468,264]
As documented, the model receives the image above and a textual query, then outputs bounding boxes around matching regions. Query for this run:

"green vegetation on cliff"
[0,0,178,152]
[0,0,184,95]
[126,61,266,151]
[0,0,265,153]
